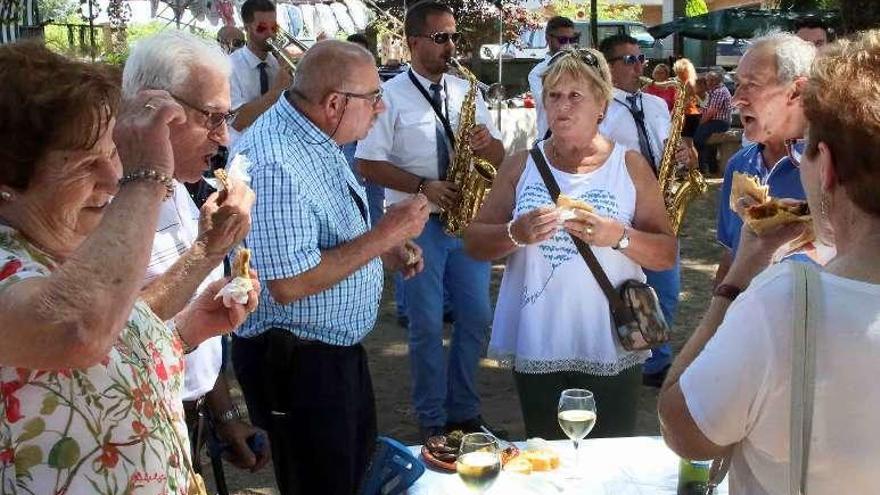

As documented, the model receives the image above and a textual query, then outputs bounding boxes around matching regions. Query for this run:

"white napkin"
[214,275,254,308]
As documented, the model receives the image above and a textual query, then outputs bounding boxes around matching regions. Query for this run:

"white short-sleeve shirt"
[355,69,501,208]
[228,47,281,149]
[145,181,225,402]
[680,262,880,495]
[599,88,671,170]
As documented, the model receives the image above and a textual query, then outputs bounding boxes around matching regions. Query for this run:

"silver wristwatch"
[612,226,630,251]
[214,406,243,425]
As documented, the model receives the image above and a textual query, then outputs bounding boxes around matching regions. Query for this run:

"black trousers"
[232,330,377,495]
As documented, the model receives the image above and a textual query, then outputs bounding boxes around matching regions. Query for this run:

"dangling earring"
[0,191,11,201]
[820,194,830,217]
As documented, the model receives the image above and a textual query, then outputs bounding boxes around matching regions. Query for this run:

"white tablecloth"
[408,436,728,495]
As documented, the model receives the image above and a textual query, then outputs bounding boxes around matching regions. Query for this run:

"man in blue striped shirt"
[694,71,733,174]
[231,40,430,494]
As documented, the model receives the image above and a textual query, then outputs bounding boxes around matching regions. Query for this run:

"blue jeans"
[365,182,385,228]
[642,248,681,374]
[405,216,491,427]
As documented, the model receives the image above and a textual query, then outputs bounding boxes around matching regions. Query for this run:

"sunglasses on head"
[231,39,245,48]
[550,33,581,45]
[417,31,461,45]
[785,138,807,167]
[548,48,600,69]
[608,53,646,65]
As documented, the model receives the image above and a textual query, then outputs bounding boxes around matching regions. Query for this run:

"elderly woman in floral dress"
[0,43,258,494]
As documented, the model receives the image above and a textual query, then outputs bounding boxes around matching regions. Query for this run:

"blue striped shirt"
[233,94,383,345]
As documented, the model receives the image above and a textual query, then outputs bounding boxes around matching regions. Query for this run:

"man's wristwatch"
[213,406,243,425]
[713,284,743,301]
[612,226,631,250]
[416,178,428,194]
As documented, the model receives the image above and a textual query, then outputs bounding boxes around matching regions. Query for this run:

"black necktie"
[625,93,657,170]
[430,83,450,179]
[258,61,269,95]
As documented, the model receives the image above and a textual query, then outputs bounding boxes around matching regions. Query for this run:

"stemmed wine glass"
[558,388,597,479]
[456,433,501,493]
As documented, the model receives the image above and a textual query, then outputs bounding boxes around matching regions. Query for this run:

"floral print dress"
[0,226,192,494]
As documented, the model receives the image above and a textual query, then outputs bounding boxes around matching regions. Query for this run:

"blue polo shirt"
[717,143,806,257]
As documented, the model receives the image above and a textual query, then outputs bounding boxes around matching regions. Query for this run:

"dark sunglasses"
[417,31,461,45]
[548,48,601,70]
[231,39,245,48]
[336,87,384,107]
[785,138,807,168]
[550,33,581,45]
[169,93,236,131]
[608,53,646,65]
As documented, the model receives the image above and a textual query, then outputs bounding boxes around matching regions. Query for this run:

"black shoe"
[642,364,671,388]
[443,311,455,324]
[420,425,446,445]
[446,416,509,440]
[397,315,409,329]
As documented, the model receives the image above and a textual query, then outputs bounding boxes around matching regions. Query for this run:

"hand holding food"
[214,248,256,308]
[730,172,811,235]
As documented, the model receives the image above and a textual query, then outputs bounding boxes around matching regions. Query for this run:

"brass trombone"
[266,26,309,73]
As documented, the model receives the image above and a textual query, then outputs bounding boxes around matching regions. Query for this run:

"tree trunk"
[590,0,598,48]
[674,0,686,57]
[840,0,880,35]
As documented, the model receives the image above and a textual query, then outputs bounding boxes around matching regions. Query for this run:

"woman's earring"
[598,113,605,124]
[0,191,11,201]
[820,194,830,217]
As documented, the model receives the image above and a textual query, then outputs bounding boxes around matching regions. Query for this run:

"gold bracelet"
[119,169,174,200]
[170,321,199,354]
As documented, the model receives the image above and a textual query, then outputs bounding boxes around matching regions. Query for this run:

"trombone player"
[356,0,505,444]
[227,0,292,151]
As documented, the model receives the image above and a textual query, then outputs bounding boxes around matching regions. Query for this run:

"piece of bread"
[556,194,594,213]
[521,449,560,472]
[214,168,230,191]
[233,248,251,278]
[729,172,769,215]
[743,200,811,235]
[504,456,533,475]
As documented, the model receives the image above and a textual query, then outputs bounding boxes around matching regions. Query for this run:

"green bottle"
[677,458,711,495]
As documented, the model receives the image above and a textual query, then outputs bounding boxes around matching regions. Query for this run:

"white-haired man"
[713,33,816,285]
[122,30,270,476]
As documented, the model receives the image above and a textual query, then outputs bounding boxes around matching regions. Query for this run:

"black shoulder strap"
[528,146,635,326]
[407,69,456,148]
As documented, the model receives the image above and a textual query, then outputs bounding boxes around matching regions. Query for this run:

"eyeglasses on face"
[785,138,807,167]
[550,33,580,45]
[608,53,646,65]
[336,87,384,107]
[230,39,245,48]
[417,31,461,45]
[169,93,236,130]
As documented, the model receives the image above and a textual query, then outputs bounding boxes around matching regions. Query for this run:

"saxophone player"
[355,0,505,444]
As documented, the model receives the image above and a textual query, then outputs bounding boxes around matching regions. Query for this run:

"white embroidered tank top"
[489,141,649,375]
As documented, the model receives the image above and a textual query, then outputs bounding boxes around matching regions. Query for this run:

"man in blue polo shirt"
[714,32,816,285]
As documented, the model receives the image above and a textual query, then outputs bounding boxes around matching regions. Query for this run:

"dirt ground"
[204,180,726,495]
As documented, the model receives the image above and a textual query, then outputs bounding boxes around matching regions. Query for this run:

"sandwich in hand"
[215,247,255,307]
[556,194,594,221]
[730,172,811,235]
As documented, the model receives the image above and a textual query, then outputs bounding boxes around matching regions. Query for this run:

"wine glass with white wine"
[456,433,501,493]
[558,388,597,479]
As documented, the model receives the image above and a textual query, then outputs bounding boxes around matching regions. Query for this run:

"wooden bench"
[706,129,744,177]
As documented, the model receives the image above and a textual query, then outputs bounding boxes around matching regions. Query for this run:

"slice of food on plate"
[504,456,533,475]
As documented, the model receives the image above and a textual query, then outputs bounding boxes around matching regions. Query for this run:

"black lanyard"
[407,69,456,148]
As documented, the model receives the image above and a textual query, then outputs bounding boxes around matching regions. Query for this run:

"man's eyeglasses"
[169,93,236,130]
[416,31,461,45]
[336,87,384,107]
[607,53,646,65]
[550,33,581,45]
[785,138,807,167]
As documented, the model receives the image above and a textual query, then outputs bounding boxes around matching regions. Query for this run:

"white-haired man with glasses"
[121,29,270,478]
[232,39,429,494]
[356,0,505,445]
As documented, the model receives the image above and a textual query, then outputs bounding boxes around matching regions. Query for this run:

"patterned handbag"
[530,147,670,351]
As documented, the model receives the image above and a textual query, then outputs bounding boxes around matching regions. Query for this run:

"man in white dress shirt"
[122,30,269,476]
[528,15,578,140]
[228,0,293,150]
[598,34,678,388]
[356,0,505,443]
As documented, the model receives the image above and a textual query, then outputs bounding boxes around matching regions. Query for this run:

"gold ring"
[586,226,594,236]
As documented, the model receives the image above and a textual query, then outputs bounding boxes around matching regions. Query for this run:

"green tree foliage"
[839,0,880,34]
[547,0,642,23]
[685,0,708,17]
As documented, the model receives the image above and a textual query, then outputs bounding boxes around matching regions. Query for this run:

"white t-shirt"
[680,262,880,494]
[355,69,501,210]
[228,46,281,149]
[144,181,225,402]
[599,88,671,171]
[527,56,551,139]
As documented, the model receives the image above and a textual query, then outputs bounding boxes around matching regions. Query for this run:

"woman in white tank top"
[464,49,676,439]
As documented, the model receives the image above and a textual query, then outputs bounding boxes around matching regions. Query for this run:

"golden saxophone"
[642,77,707,234]
[440,58,497,237]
